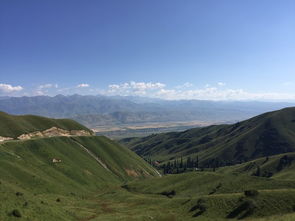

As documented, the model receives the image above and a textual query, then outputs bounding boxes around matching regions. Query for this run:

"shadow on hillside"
[227,199,257,219]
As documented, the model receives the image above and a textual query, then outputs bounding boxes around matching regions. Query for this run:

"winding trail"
[154,168,162,177]
[70,138,111,172]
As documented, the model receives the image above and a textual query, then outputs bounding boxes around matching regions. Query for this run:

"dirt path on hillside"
[70,138,111,172]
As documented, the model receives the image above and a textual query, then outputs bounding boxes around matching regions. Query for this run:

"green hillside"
[0,111,92,138]
[2,111,295,220]
[121,107,295,166]
[0,135,159,220]
[218,152,295,180]
[119,170,295,220]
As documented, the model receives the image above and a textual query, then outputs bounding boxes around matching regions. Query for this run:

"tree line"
[145,156,225,174]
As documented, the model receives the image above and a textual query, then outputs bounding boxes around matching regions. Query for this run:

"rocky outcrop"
[70,130,93,136]
[0,136,14,142]
[17,131,44,140]
[17,127,93,140]
[42,127,71,137]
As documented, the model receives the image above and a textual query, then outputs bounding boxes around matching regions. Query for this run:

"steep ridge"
[0,111,92,138]
[0,111,159,182]
[121,107,295,166]
[0,112,160,220]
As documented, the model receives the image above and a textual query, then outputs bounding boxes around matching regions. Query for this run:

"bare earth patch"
[125,169,140,177]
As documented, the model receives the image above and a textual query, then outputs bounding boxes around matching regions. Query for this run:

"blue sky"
[0,0,295,100]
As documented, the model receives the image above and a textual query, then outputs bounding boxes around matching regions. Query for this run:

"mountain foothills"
[121,107,295,168]
[0,95,294,128]
[0,112,160,220]
[2,109,295,220]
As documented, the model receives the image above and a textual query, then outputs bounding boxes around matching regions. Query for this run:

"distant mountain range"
[120,107,295,166]
[0,94,294,128]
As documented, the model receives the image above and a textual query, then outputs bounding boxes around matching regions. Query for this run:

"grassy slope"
[121,107,295,165]
[218,152,295,180]
[124,171,295,197]
[2,110,295,220]
[0,111,92,138]
[2,138,295,221]
[0,136,158,220]
[122,171,295,220]
[72,136,159,180]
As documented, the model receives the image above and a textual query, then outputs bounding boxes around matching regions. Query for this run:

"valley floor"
[3,172,295,221]
[70,187,295,221]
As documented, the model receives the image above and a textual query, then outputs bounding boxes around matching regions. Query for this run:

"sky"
[0,0,295,100]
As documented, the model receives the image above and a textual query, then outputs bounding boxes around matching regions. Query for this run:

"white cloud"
[154,87,295,101]
[109,81,165,90]
[0,83,23,93]
[34,83,58,96]
[77,83,90,88]
[108,81,166,95]
[38,83,58,89]
[217,82,226,86]
[6,80,294,101]
[129,81,165,90]
[35,90,45,96]
[104,81,295,101]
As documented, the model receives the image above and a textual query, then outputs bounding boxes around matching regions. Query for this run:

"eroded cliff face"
[0,136,14,142]
[17,127,93,140]
[0,127,93,142]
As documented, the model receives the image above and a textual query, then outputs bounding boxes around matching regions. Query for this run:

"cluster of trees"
[145,156,225,174]
[146,156,199,174]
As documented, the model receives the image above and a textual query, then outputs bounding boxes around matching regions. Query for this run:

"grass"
[218,152,295,179]
[117,171,295,220]
[124,171,295,197]
[0,111,92,138]
[120,107,295,166]
[0,135,160,220]
[2,140,295,220]
[2,110,295,220]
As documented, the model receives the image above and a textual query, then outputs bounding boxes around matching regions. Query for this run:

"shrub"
[160,190,176,198]
[227,199,257,219]
[15,192,23,197]
[190,198,207,217]
[244,190,259,197]
[11,209,21,218]
[56,198,61,202]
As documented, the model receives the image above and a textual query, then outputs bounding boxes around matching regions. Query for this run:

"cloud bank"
[1,81,295,101]
[108,81,165,96]
[0,83,23,93]
[106,81,295,101]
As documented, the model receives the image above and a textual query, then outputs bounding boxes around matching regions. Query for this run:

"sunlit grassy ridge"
[0,135,158,220]
[0,111,92,138]
[121,107,295,165]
